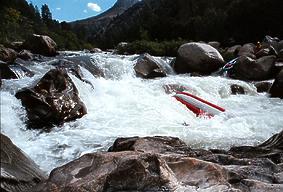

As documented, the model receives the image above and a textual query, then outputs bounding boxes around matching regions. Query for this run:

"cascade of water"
[1,52,283,172]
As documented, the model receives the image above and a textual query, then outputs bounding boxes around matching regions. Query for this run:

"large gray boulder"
[23,34,57,56]
[1,134,46,192]
[174,42,225,74]
[232,55,276,80]
[269,69,283,98]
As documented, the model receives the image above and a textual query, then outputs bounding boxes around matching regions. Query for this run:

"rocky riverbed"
[1,34,283,191]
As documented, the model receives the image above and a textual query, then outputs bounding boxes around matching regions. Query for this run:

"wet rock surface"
[174,42,225,75]
[1,134,47,192]
[65,55,105,78]
[230,84,246,95]
[37,131,283,192]
[134,53,166,79]
[0,61,34,80]
[255,81,273,93]
[15,68,87,129]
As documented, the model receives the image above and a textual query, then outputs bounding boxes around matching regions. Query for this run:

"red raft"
[174,92,225,117]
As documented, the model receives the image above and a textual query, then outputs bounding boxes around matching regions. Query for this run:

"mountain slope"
[71,0,140,41]
[91,0,283,48]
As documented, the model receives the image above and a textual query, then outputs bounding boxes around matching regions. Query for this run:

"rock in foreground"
[15,69,87,129]
[1,134,46,192]
[174,42,224,75]
[37,131,283,191]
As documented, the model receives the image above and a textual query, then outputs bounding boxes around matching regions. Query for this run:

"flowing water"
[1,52,283,173]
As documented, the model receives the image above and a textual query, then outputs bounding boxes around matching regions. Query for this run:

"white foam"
[1,53,282,173]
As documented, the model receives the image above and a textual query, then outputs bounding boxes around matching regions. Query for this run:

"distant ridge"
[70,0,141,40]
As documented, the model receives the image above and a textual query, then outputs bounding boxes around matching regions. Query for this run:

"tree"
[41,4,52,25]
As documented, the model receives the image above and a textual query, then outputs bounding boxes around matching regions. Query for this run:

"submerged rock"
[134,53,166,79]
[66,56,105,78]
[23,34,57,57]
[269,69,283,98]
[230,84,246,95]
[174,42,224,75]
[254,81,272,93]
[1,134,46,192]
[15,69,87,129]
[0,61,34,80]
[163,84,190,94]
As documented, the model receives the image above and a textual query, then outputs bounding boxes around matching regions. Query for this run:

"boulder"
[18,50,33,60]
[108,136,187,154]
[90,48,102,53]
[255,48,272,58]
[163,84,189,94]
[262,35,281,52]
[174,42,225,74]
[66,56,105,78]
[8,41,23,51]
[23,34,57,56]
[230,84,245,95]
[35,152,177,192]
[0,61,34,80]
[52,59,94,88]
[15,69,87,129]
[1,133,46,192]
[254,82,272,93]
[269,69,283,98]
[110,133,283,191]
[208,41,221,49]
[134,53,166,79]
[0,45,18,63]
[37,131,283,192]
[238,43,256,59]
[279,50,283,60]
[222,45,241,61]
[232,55,276,80]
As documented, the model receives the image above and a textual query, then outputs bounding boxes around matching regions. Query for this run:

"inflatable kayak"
[174,92,225,117]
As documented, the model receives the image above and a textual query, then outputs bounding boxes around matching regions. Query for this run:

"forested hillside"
[93,0,283,48]
[0,0,92,50]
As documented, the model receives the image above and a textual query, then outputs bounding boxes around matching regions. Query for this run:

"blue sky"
[29,0,116,22]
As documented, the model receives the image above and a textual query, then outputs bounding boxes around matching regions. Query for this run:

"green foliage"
[0,0,93,50]
[94,0,283,48]
[116,39,188,56]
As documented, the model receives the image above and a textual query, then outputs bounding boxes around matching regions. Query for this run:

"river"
[1,52,282,173]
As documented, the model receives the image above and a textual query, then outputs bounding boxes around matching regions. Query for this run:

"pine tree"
[41,4,52,25]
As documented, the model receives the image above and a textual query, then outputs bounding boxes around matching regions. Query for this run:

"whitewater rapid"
[1,52,283,173]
